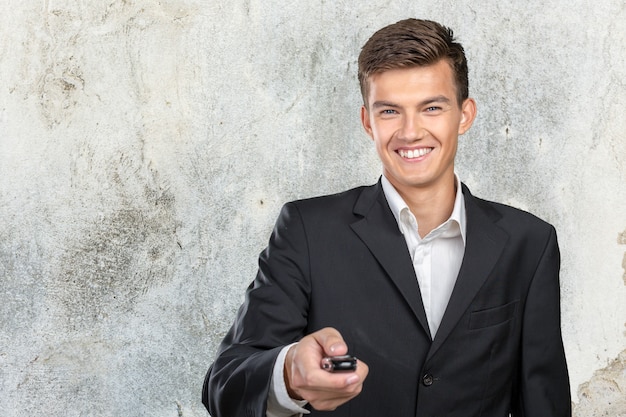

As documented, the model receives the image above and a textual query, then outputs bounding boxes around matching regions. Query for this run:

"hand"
[284,327,369,411]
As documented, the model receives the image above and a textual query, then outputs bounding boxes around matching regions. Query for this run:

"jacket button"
[422,373,434,386]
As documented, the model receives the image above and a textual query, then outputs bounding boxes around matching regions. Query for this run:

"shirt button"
[422,373,434,386]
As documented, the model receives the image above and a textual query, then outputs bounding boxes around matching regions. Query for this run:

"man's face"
[361,60,476,196]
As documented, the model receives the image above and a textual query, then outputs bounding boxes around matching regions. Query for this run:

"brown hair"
[358,19,469,108]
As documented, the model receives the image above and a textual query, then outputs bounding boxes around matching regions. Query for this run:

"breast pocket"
[469,301,518,330]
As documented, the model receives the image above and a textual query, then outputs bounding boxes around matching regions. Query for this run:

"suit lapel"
[427,184,509,359]
[350,182,431,338]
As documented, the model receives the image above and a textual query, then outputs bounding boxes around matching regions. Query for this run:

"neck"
[393,177,457,238]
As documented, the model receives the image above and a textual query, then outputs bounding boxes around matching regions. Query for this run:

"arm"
[514,226,571,416]
[202,203,312,417]
[202,203,368,416]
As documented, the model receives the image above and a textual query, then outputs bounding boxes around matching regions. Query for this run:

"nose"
[399,114,425,142]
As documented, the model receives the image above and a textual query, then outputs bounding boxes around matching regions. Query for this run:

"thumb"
[313,327,348,357]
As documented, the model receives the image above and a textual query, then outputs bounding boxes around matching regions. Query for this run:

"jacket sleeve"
[202,202,312,417]
[514,226,571,416]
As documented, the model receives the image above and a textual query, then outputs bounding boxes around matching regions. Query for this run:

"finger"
[306,360,367,394]
[313,327,348,357]
[305,372,366,411]
[289,356,361,396]
[355,359,369,384]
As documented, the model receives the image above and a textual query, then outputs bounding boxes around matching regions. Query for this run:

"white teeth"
[399,148,432,159]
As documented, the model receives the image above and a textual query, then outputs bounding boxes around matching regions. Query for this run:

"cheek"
[373,136,393,158]
[372,121,396,140]
[372,128,393,150]
[430,120,459,139]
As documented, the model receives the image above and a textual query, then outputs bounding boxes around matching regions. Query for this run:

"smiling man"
[203,19,571,417]
[361,60,475,239]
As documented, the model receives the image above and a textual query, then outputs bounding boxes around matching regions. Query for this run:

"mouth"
[398,148,433,159]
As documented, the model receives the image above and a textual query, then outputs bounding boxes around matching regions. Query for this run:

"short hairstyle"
[358,18,469,108]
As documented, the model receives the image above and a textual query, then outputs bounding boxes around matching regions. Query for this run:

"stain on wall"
[56,168,180,331]
[573,229,626,416]
[574,349,626,417]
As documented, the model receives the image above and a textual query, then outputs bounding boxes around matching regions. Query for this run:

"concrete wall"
[1,1,624,416]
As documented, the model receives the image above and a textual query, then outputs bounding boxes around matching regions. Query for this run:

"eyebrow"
[371,95,452,109]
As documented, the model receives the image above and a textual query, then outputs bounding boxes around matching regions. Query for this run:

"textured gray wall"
[1,1,625,416]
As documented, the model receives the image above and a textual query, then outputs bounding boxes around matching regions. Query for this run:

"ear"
[458,98,477,135]
[360,105,374,139]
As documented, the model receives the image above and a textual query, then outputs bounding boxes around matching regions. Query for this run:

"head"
[358,19,469,109]
[358,19,477,198]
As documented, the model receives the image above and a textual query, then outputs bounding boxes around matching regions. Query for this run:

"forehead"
[366,60,458,104]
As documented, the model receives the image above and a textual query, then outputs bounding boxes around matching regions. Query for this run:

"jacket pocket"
[469,301,518,330]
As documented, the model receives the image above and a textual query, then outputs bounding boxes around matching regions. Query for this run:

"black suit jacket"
[203,181,571,417]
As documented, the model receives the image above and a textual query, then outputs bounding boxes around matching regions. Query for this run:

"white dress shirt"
[267,175,467,416]
[381,175,466,337]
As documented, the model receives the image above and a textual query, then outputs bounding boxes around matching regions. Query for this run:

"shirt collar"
[381,175,467,245]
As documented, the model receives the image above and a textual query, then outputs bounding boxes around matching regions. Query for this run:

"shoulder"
[286,183,379,215]
[463,184,556,238]
[271,183,382,235]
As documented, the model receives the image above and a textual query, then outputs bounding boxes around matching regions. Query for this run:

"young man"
[203,19,571,417]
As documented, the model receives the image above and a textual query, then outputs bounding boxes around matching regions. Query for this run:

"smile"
[398,148,433,159]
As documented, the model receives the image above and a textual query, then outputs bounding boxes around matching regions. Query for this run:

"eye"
[426,106,442,112]
[377,108,399,118]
